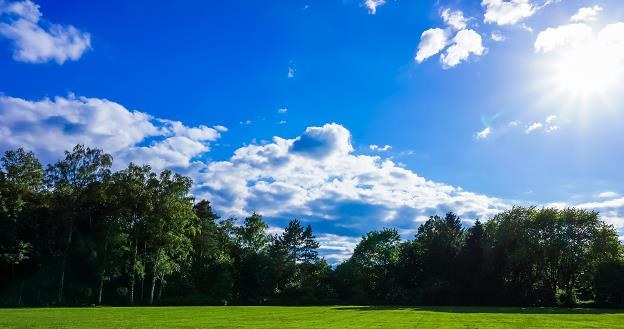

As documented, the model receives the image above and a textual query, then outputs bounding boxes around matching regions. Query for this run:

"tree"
[348,228,401,303]
[45,145,112,303]
[143,170,199,304]
[0,149,44,304]
[109,163,154,304]
[413,213,465,304]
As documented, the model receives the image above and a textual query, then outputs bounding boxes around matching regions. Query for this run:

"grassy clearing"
[0,306,623,328]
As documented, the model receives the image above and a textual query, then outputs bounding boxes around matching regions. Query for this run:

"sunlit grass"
[1,306,624,328]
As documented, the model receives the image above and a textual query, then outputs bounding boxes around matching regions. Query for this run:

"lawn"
[1,306,623,328]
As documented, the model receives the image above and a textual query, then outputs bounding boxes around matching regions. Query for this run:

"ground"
[1,306,623,328]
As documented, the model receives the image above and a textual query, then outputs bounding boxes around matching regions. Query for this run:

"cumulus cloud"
[576,197,624,236]
[441,8,468,30]
[482,0,536,26]
[364,0,385,15]
[534,23,593,53]
[570,5,602,23]
[317,234,360,264]
[189,123,510,247]
[474,127,492,140]
[0,0,91,64]
[415,28,447,63]
[441,29,485,68]
[0,94,224,169]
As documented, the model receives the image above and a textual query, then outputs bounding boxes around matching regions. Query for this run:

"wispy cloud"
[0,0,91,64]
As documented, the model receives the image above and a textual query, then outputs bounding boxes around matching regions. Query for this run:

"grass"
[0,306,623,328]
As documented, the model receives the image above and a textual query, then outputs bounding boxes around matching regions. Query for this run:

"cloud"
[576,197,624,235]
[525,122,543,133]
[278,108,288,113]
[0,94,223,169]
[474,127,492,140]
[441,29,485,68]
[545,115,557,123]
[545,125,559,133]
[441,8,468,30]
[317,234,360,264]
[491,31,506,42]
[570,5,602,23]
[534,23,593,53]
[189,123,510,242]
[415,28,447,63]
[0,0,91,64]
[369,144,392,152]
[596,192,620,199]
[288,67,295,79]
[482,0,536,26]
[364,0,385,15]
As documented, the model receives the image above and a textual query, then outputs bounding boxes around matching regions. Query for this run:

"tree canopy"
[1,146,623,307]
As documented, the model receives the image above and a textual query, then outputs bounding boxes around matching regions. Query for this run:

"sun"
[552,42,623,101]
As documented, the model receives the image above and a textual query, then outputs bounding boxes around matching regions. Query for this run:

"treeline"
[1,146,623,307]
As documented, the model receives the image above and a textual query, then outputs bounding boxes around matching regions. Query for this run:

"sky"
[2,0,624,263]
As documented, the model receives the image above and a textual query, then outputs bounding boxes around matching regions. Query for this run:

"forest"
[1,145,623,307]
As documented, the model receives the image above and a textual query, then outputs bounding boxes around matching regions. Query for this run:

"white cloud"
[525,122,543,133]
[596,191,620,199]
[317,234,359,264]
[189,123,509,238]
[364,0,385,15]
[441,29,485,68]
[482,0,536,26]
[0,94,223,169]
[491,31,506,42]
[0,0,91,64]
[369,144,392,151]
[415,28,447,63]
[214,125,228,132]
[278,108,288,113]
[474,127,492,139]
[577,197,624,232]
[508,121,520,127]
[534,23,593,53]
[570,5,602,23]
[279,120,287,125]
[288,67,295,79]
[545,115,557,123]
[545,125,559,133]
[441,8,468,30]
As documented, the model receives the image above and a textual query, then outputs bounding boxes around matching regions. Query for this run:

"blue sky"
[2,0,624,262]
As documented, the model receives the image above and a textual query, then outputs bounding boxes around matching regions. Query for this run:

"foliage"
[0,146,623,307]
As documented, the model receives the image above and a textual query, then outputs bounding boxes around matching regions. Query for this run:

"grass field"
[1,306,623,328]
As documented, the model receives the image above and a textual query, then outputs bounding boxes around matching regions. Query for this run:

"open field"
[1,306,623,328]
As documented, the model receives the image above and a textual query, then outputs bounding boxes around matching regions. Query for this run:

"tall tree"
[45,145,112,303]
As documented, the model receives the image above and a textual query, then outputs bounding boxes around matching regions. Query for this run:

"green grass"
[1,306,623,328]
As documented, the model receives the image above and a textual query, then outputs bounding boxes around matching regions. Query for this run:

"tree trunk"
[140,277,145,303]
[58,226,73,303]
[98,276,105,305]
[17,280,24,306]
[149,271,157,304]
[157,279,164,303]
[130,230,138,305]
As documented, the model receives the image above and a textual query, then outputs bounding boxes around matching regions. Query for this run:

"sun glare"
[553,42,623,100]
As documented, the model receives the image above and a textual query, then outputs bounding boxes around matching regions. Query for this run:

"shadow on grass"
[332,306,624,314]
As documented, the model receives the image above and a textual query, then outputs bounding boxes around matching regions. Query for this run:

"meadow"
[1,306,623,329]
